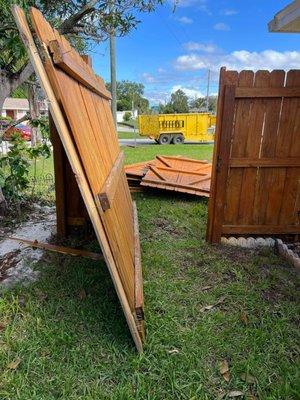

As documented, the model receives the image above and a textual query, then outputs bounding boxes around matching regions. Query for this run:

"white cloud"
[145,90,170,104]
[171,85,204,98]
[174,50,300,72]
[222,9,238,16]
[214,22,230,31]
[141,72,156,83]
[175,54,207,70]
[183,41,219,53]
[176,16,193,24]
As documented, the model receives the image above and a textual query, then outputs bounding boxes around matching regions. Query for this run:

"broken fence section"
[13,5,144,351]
[125,155,212,197]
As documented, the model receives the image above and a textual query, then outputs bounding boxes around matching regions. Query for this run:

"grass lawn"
[0,144,299,399]
[117,131,141,140]
[123,144,213,164]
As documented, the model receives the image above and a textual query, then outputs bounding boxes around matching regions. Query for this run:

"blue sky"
[91,0,300,105]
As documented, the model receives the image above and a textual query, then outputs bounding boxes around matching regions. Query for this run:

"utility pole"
[206,68,210,112]
[109,1,117,128]
[132,92,137,147]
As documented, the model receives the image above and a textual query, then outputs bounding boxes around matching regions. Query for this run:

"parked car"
[3,124,32,141]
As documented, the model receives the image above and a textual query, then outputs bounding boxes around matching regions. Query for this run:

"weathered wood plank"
[133,202,144,339]
[229,158,300,167]
[235,86,300,98]
[222,225,300,234]
[48,39,111,100]
[8,236,103,260]
[98,152,124,211]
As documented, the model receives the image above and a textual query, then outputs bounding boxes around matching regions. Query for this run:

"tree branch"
[10,62,34,92]
[59,0,98,34]
[3,113,31,133]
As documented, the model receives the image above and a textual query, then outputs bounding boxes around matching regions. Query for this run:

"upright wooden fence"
[13,6,144,351]
[207,68,300,243]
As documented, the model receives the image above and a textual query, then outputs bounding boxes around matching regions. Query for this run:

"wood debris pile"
[125,155,212,197]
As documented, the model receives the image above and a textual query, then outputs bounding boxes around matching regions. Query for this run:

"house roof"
[3,97,48,111]
[268,0,300,32]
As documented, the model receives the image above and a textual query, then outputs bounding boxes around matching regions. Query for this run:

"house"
[116,109,138,123]
[1,97,48,122]
[268,0,300,32]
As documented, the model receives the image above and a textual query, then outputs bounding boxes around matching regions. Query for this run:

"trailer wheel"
[172,134,184,144]
[158,134,171,145]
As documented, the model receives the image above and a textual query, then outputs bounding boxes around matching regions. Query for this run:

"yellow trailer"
[138,113,216,144]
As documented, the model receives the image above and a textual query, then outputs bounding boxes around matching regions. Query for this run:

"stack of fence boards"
[13,6,144,351]
[125,155,212,196]
[207,67,300,243]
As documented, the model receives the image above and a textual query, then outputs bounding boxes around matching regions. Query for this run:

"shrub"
[0,133,30,213]
[123,111,132,122]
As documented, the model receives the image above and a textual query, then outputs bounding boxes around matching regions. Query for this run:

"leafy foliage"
[0,133,30,206]
[123,111,132,122]
[189,95,218,113]
[0,128,50,210]
[30,116,50,139]
[11,83,28,99]
[158,92,218,114]
[159,89,189,114]
[106,80,150,112]
[0,0,165,77]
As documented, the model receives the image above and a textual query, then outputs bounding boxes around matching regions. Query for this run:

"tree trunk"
[0,76,11,114]
[0,187,7,216]
[0,63,34,115]
[28,82,41,146]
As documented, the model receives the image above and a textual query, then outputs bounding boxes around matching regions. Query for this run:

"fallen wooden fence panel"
[13,6,144,351]
[125,155,212,196]
[207,67,300,243]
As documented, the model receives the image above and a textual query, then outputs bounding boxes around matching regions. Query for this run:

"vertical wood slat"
[253,70,285,225]
[223,70,254,225]
[50,110,89,237]
[49,112,67,237]
[277,70,300,226]
[206,82,237,243]
[237,71,269,225]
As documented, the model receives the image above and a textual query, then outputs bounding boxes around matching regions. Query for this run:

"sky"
[91,0,300,105]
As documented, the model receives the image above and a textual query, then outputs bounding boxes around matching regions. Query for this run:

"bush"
[0,130,51,214]
[123,111,132,122]
[0,133,30,213]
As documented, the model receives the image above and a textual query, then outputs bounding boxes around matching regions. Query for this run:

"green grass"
[118,120,138,129]
[117,131,141,140]
[0,145,299,399]
[123,144,213,164]
[26,154,55,203]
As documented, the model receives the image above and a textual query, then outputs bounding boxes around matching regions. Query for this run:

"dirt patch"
[0,205,56,288]
[0,250,20,282]
[214,244,255,264]
[149,217,183,238]
[261,285,298,304]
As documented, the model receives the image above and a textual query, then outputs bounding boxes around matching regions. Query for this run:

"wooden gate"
[13,6,144,351]
[207,68,300,243]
